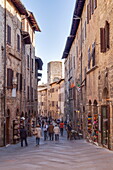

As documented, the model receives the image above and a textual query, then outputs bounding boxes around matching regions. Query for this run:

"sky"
[21,0,75,84]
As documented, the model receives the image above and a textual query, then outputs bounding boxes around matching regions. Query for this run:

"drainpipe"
[30,44,32,135]
[80,18,82,101]
[20,21,22,117]
[3,0,6,146]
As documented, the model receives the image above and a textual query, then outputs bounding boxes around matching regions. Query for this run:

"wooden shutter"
[105,21,110,49]
[7,68,13,89]
[17,34,20,52]
[100,28,106,52]
[7,25,11,45]
[89,0,91,20]
[87,4,89,24]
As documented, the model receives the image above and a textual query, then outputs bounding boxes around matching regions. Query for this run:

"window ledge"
[86,65,98,74]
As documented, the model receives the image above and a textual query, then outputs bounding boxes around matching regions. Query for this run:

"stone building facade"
[62,0,113,150]
[38,79,64,120]
[0,0,40,146]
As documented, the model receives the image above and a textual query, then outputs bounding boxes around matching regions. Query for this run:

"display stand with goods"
[13,119,20,144]
[87,112,92,134]
[92,114,98,142]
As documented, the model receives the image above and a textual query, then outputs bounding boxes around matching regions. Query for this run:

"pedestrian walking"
[41,119,45,128]
[64,120,67,129]
[35,124,42,146]
[59,121,64,136]
[66,123,72,140]
[54,124,60,141]
[43,122,48,141]
[20,126,28,147]
[48,123,54,141]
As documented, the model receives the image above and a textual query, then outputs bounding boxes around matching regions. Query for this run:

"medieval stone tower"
[47,61,62,84]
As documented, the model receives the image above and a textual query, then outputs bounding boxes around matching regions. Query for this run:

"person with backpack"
[20,126,28,147]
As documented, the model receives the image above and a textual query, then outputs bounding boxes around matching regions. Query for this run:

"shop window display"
[87,112,92,134]
[92,114,98,142]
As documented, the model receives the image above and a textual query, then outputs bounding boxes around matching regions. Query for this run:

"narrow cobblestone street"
[0,132,113,170]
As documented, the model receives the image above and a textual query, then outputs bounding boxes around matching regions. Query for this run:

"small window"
[7,68,13,89]
[87,4,89,24]
[88,48,91,70]
[32,58,33,72]
[105,21,110,49]
[92,42,95,67]
[27,55,30,68]
[100,21,110,53]
[100,28,106,52]
[16,72,19,90]
[7,25,11,45]
[17,34,20,52]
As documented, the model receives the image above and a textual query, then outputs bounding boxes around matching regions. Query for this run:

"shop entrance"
[101,105,110,148]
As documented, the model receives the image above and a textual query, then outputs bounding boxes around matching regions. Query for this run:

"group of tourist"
[20,118,72,147]
[34,120,65,146]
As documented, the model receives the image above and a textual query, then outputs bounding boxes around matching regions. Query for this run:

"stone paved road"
[0,133,113,170]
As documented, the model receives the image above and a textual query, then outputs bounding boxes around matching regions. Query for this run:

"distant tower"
[47,61,62,84]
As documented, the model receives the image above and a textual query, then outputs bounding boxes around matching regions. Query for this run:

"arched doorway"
[101,87,110,148]
[6,109,10,144]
